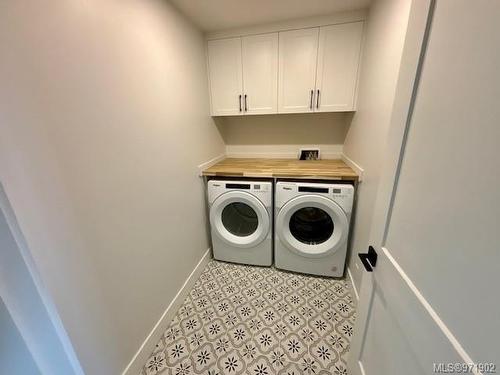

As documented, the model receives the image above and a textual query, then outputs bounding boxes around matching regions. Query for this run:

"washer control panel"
[208,180,272,205]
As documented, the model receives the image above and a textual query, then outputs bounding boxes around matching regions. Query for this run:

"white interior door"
[315,22,364,112]
[349,1,500,375]
[241,33,278,115]
[207,37,243,116]
[278,28,319,113]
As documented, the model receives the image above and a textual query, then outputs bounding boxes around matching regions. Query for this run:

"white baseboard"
[226,144,343,160]
[341,153,364,182]
[121,248,212,375]
[347,267,360,302]
[197,154,226,177]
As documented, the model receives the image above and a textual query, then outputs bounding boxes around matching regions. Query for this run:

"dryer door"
[210,191,270,248]
[276,194,349,258]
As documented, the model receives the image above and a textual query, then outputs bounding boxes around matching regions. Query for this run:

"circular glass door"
[289,207,334,245]
[210,191,270,248]
[221,202,258,236]
[276,195,348,257]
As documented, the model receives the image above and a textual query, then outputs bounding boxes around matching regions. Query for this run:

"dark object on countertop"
[299,149,320,160]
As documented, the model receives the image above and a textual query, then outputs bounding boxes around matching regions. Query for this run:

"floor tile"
[140,260,357,375]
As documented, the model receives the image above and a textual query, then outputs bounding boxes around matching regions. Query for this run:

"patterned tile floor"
[141,260,356,375]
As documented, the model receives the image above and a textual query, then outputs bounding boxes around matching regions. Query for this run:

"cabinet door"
[207,38,243,116]
[278,28,319,113]
[315,22,363,112]
[242,33,278,115]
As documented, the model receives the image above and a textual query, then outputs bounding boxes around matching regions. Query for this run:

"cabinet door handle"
[239,94,242,112]
[244,94,248,112]
[316,89,320,109]
[310,90,314,110]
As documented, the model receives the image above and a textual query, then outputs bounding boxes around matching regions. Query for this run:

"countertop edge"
[202,172,359,181]
[201,158,359,181]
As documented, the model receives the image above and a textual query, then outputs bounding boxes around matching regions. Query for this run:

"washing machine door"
[276,194,349,258]
[210,191,270,248]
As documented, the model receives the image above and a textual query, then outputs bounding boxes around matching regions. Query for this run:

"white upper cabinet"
[242,33,278,115]
[315,22,364,112]
[278,28,320,113]
[207,38,243,116]
[206,20,364,116]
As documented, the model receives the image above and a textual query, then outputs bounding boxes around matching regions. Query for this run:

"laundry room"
[1,1,499,375]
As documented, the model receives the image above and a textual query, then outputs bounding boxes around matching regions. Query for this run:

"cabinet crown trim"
[205,9,367,40]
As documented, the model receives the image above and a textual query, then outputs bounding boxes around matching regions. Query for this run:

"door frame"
[0,183,84,375]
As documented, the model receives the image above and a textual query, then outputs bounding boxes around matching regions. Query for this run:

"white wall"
[0,0,225,374]
[342,0,412,290]
[217,112,350,158]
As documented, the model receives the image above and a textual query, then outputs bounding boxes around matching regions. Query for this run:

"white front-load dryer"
[208,180,272,266]
[275,181,354,277]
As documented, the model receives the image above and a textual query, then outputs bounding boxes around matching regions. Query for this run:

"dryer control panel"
[275,182,354,213]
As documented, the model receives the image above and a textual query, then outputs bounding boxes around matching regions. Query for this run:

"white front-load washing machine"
[275,181,354,277]
[208,180,272,266]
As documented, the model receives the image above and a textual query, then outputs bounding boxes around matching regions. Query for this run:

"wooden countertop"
[202,158,358,181]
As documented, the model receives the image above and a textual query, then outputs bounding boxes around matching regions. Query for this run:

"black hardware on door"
[316,89,320,109]
[358,246,378,272]
[239,95,242,112]
[244,94,248,112]
[309,90,314,110]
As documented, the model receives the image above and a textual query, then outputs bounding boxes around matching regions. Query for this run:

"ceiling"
[169,0,371,32]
